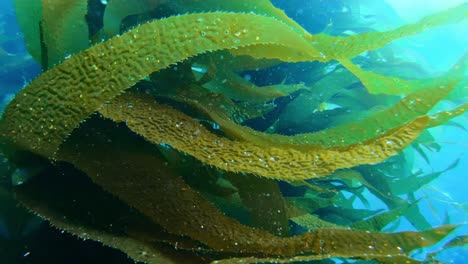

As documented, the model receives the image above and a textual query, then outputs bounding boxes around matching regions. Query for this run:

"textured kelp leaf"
[183,57,465,150]
[41,0,90,67]
[58,118,288,255]
[230,3,467,62]
[103,0,305,37]
[0,12,317,158]
[169,0,305,33]
[3,7,465,158]
[100,93,427,180]
[58,117,457,258]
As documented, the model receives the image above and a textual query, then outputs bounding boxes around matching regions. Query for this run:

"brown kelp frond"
[169,56,464,150]
[15,150,206,264]
[57,118,458,259]
[0,12,317,158]
[1,1,466,262]
[100,92,427,180]
[3,7,465,158]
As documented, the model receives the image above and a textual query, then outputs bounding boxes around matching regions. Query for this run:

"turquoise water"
[1,0,467,263]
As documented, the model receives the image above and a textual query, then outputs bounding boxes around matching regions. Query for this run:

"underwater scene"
[0,0,467,263]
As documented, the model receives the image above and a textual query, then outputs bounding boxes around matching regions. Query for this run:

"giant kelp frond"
[0,12,317,158]
[56,118,457,259]
[1,1,467,263]
[99,92,427,180]
[2,7,466,157]
[165,58,464,150]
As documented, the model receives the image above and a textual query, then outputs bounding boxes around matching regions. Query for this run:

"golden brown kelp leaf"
[41,0,90,67]
[100,92,428,180]
[0,12,316,158]
[231,3,467,62]
[13,0,43,63]
[174,57,464,150]
[103,0,305,37]
[58,118,458,258]
[58,118,285,254]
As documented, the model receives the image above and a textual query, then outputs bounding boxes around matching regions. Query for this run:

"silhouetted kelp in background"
[0,0,467,263]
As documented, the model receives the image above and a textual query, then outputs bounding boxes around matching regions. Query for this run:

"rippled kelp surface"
[0,0,467,263]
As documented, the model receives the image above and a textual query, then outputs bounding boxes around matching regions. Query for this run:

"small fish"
[315,102,342,113]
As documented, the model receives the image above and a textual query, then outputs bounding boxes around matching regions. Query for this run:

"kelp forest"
[0,0,467,263]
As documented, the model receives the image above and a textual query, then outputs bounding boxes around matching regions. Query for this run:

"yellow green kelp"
[99,92,427,180]
[0,12,319,158]
[55,117,457,259]
[2,6,466,157]
[0,1,467,263]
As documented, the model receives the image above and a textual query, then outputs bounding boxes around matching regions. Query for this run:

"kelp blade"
[100,92,428,180]
[0,12,317,158]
